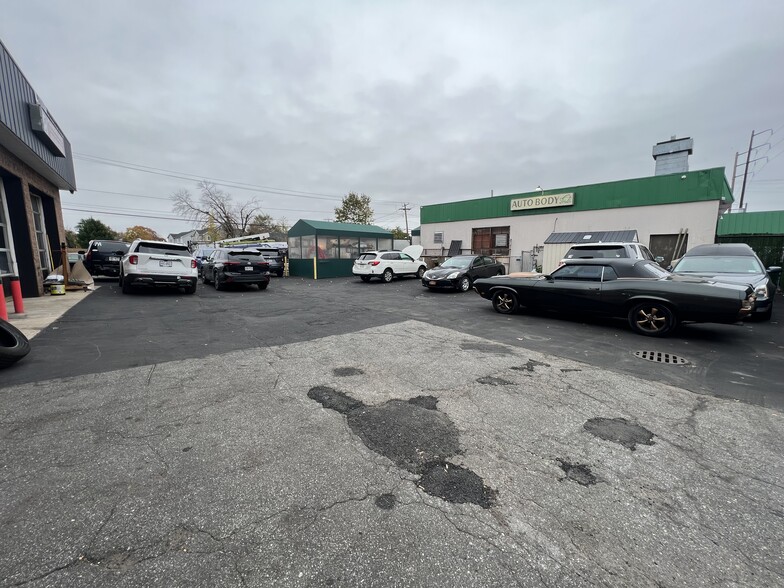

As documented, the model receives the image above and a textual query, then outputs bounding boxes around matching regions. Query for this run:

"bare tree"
[172,181,261,239]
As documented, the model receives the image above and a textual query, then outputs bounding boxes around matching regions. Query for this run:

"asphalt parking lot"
[1,275,783,587]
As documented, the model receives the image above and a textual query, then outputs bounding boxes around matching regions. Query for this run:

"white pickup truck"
[119,239,198,294]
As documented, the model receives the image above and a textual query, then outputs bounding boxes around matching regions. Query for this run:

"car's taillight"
[191,259,197,268]
[129,255,138,265]
[370,261,381,266]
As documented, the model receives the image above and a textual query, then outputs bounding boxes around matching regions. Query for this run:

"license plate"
[108,256,119,262]
[429,281,436,285]
[159,260,172,267]
[244,266,253,271]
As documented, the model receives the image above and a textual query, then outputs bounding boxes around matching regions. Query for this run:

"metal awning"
[544,230,638,244]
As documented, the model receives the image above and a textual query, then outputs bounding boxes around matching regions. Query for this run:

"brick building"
[0,38,76,297]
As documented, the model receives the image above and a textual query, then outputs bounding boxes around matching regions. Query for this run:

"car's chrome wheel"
[458,276,471,292]
[382,268,394,283]
[492,290,518,314]
[628,302,676,337]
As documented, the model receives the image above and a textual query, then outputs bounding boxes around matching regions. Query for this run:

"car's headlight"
[755,285,769,299]
[423,271,431,279]
[446,272,459,280]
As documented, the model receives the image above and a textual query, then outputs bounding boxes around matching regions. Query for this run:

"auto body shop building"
[419,139,732,273]
[0,38,76,297]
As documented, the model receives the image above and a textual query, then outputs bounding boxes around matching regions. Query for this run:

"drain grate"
[634,350,690,365]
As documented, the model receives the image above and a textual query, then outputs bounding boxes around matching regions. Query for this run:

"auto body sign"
[510,192,574,211]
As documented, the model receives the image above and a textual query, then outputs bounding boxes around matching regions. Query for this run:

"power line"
[74,152,412,206]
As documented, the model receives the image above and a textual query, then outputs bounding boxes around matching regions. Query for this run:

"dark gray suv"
[83,240,130,277]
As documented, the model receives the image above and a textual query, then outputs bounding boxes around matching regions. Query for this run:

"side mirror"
[654,256,665,264]
[78,250,85,255]
[767,266,782,273]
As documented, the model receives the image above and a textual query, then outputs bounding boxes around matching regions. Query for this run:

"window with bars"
[472,226,510,256]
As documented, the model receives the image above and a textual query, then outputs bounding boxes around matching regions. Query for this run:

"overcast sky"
[1,0,783,237]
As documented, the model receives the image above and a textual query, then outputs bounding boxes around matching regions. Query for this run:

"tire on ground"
[0,318,31,369]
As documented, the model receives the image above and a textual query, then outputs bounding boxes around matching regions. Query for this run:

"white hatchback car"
[352,245,426,283]
[119,239,198,294]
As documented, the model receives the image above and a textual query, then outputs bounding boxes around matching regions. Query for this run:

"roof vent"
[652,137,693,176]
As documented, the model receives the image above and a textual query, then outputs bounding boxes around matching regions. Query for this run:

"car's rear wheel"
[276,269,284,277]
[492,290,518,314]
[258,282,268,290]
[120,273,132,294]
[202,271,211,285]
[214,274,223,291]
[360,276,371,282]
[458,276,472,292]
[382,268,394,283]
[628,302,676,337]
[417,266,426,279]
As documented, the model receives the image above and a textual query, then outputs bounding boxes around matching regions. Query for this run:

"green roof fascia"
[288,219,393,238]
[717,210,784,236]
[421,167,733,224]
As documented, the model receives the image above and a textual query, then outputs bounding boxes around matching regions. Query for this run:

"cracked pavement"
[2,318,783,587]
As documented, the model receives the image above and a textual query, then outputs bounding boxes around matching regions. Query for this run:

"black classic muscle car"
[473,259,756,337]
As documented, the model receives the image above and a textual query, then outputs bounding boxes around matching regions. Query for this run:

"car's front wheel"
[417,265,426,279]
[492,290,518,314]
[382,268,394,283]
[458,276,472,292]
[628,302,676,337]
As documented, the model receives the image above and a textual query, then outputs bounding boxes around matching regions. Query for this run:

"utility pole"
[400,203,411,243]
[738,128,773,212]
[739,130,754,212]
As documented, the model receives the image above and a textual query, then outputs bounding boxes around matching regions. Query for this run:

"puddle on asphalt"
[583,417,655,450]
[375,493,396,510]
[308,386,496,508]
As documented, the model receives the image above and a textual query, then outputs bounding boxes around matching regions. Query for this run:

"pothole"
[511,359,551,372]
[460,342,512,355]
[557,459,597,486]
[308,386,496,508]
[418,462,497,509]
[633,351,690,365]
[584,417,655,450]
[375,493,396,510]
[333,367,365,377]
[476,376,513,386]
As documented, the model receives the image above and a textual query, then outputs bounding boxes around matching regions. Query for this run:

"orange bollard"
[9,277,24,314]
[0,282,7,321]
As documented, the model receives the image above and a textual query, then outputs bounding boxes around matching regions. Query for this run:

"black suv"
[83,240,130,277]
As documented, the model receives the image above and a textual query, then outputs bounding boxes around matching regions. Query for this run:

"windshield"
[92,241,130,253]
[673,255,763,274]
[566,246,626,259]
[639,262,670,278]
[358,253,376,261]
[441,257,471,269]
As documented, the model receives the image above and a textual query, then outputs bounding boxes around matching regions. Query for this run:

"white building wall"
[421,200,721,270]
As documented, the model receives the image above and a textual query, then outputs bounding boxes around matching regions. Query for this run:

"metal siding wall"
[717,211,784,236]
[0,42,76,189]
[421,168,729,224]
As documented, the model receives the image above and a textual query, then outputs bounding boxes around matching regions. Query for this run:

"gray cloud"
[1,0,782,236]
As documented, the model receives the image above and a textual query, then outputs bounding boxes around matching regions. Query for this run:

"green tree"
[64,229,79,248]
[75,217,117,247]
[334,192,373,224]
[390,226,409,239]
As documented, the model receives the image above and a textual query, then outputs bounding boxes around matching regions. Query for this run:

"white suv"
[352,245,426,283]
[119,240,198,294]
[561,242,655,265]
